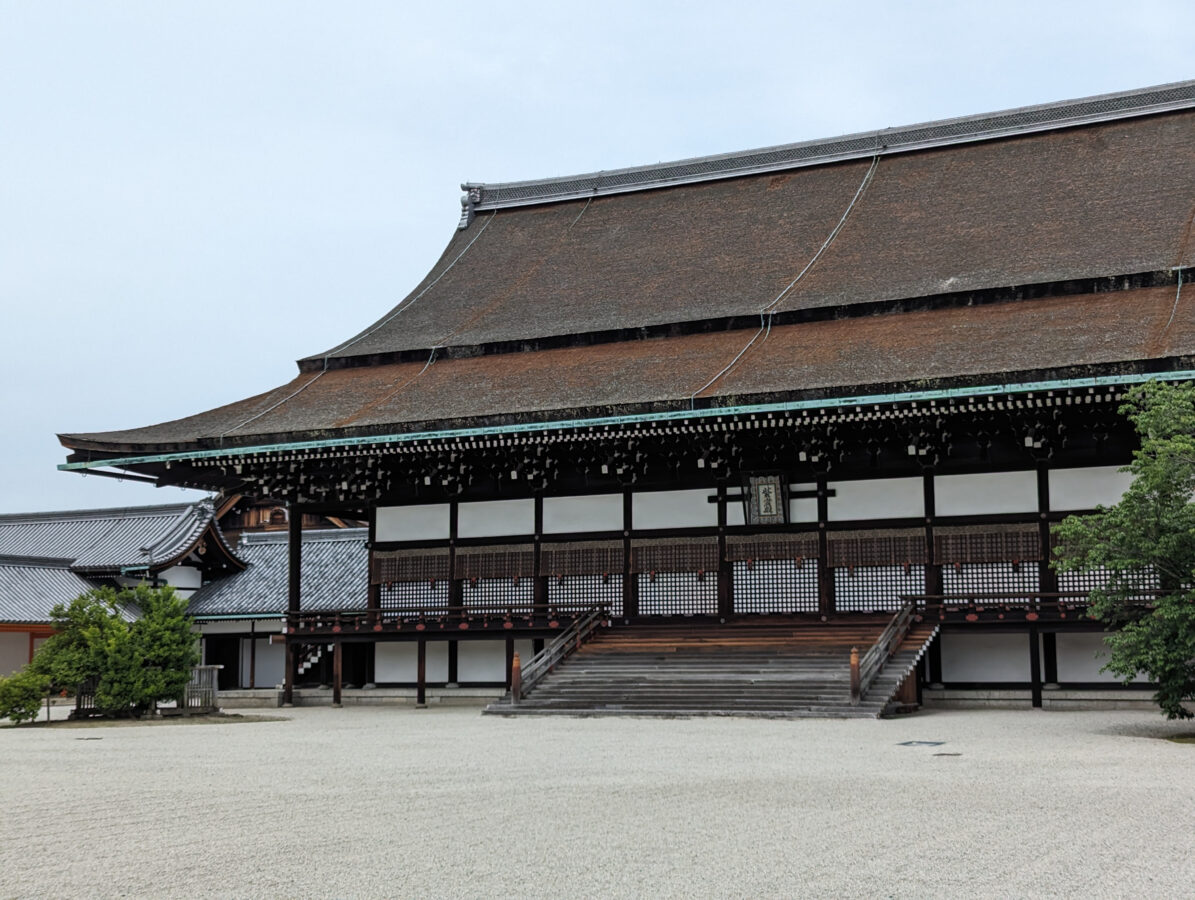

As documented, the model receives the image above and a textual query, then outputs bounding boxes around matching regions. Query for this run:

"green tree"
[0,669,51,725]
[30,584,199,717]
[1052,381,1195,719]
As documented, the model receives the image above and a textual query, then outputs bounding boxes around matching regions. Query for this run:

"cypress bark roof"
[59,81,1195,460]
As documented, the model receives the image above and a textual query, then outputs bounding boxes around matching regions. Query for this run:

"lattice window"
[828,529,927,568]
[378,580,449,611]
[371,549,449,584]
[637,571,717,615]
[548,574,623,616]
[834,565,925,612]
[630,540,719,575]
[462,576,534,614]
[941,561,1039,600]
[1057,566,1159,601]
[935,526,1041,564]
[732,559,818,613]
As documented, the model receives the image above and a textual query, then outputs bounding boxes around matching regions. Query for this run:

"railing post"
[849,646,861,705]
[510,652,521,704]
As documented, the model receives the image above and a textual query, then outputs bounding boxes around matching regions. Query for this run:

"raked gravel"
[2,706,1194,899]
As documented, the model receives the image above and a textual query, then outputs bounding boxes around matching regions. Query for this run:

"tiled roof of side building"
[0,556,97,624]
[61,286,1195,454]
[187,529,367,618]
[296,85,1195,365]
[0,501,238,573]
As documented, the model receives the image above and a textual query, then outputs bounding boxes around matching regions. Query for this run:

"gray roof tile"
[187,529,367,617]
[0,557,95,624]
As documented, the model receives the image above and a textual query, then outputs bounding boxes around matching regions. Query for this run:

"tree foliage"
[0,669,50,725]
[1053,381,1195,718]
[30,583,199,717]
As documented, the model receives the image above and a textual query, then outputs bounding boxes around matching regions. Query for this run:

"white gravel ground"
[2,706,1194,899]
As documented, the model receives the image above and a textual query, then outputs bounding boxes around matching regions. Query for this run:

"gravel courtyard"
[2,706,1193,899]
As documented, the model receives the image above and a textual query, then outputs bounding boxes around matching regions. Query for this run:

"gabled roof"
[187,529,366,617]
[0,556,95,624]
[0,501,242,575]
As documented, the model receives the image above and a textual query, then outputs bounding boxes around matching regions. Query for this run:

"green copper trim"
[60,370,1195,474]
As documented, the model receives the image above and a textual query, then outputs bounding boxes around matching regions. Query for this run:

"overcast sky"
[3,2,1194,514]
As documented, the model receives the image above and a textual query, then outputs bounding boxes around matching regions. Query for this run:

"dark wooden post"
[924,470,942,614]
[622,489,637,618]
[716,482,733,618]
[849,646,860,704]
[816,475,834,617]
[1029,625,1043,708]
[448,502,462,621]
[367,508,380,626]
[283,506,302,706]
[1042,632,1058,685]
[533,496,548,622]
[248,620,256,689]
[416,639,427,707]
[505,638,515,688]
[1037,465,1057,599]
[332,640,343,707]
[447,640,459,686]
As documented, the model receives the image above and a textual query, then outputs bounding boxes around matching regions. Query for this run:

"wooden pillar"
[332,640,343,707]
[924,470,942,611]
[533,496,548,621]
[716,482,733,618]
[1029,625,1043,708]
[448,502,462,619]
[533,638,545,655]
[248,620,256,690]
[416,639,427,707]
[1037,465,1058,597]
[505,638,515,688]
[283,640,295,706]
[622,490,637,618]
[447,640,459,685]
[816,475,834,617]
[1042,632,1058,685]
[926,632,943,686]
[283,505,302,706]
[367,508,381,617]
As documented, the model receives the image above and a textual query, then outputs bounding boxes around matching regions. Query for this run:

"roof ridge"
[461,80,1195,216]
[242,528,368,544]
[0,554,76,568]
[0,502,198,523]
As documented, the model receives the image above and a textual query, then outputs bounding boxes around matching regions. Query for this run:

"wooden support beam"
[716,481,732,618]
[1029,625,1043,708]
[288,505,302,616]
[332,641,343,707]
[1037,465,1059,595]
[505,638,515,689]
[283,641,295,706]
[816,475,833,616]
[924,471,942,611]
[622,490,637,617]
[249,620,256,690]
[416,639,427,707]
[1042,631,1058,685]
[447,640,459,686]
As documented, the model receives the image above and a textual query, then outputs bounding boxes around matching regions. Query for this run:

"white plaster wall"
[632,489,717,530]
[1049,466,1133,511]
[789,483,818,524]
[236,639,285,688]
[0,632,29,676]
[160,565,202,595]
[940,632,1033,682]
[458,641,507,682]
[543,494,623,534]
[376,504,450,542]
[829,477,923,521]
[1054,632,1123,683]
[197,619,284,636]
[374,641,450,683]
[32,637,48,655]
[458,499,535,539]
[935,471,1038,517]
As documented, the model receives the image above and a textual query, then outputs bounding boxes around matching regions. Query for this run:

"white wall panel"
[632,489,717,530]
[1054,633,1124,683]
[935,471,1038,517]
[829,477,923,521]
[789,483,818,524]
[458,499,535,539]
[197,619,283,636]
[1049,466,1133,511]
[458,641,507,682]
[0,632,28,676]
[161,565,202,591]
[237,639,285,688]
[377,504,450,542]
[940,632,1032,682]
[543,494,623,534]
[374,641,449,683]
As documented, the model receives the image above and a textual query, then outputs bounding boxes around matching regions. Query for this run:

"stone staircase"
[486,616,939,719]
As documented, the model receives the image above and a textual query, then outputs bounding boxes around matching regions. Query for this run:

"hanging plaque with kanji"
[745,474,788,526]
